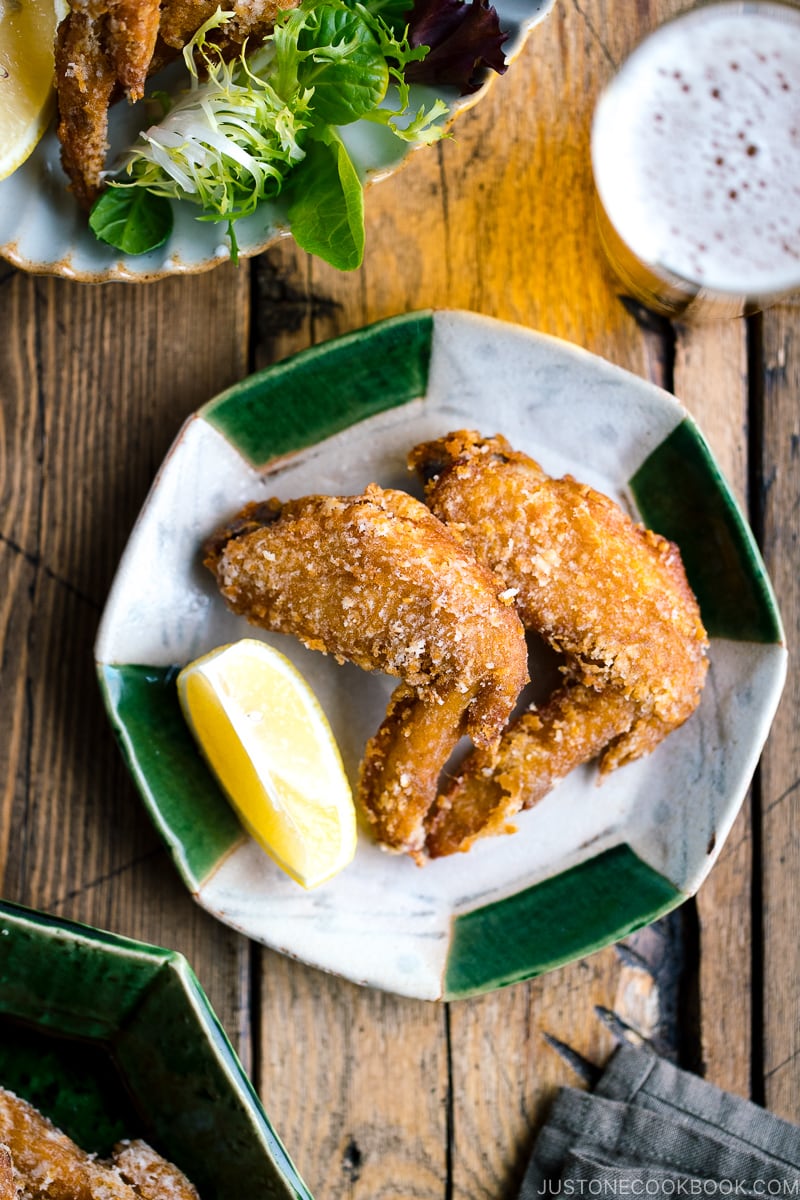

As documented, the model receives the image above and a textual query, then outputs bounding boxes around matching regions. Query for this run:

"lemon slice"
[0,0,65,182]
[178,639,357,889]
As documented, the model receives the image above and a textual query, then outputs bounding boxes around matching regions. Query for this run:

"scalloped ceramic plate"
[95,310,786,1000]
[0,0,555,282]
[0,899,312,1200]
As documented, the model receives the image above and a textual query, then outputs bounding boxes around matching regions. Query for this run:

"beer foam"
[592,2,800,297]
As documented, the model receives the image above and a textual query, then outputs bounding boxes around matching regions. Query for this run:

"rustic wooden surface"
[0,0,798,1195]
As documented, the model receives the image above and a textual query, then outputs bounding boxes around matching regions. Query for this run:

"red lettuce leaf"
[404,0,509,94]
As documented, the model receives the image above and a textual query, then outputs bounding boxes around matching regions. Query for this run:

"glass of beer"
[591,1,800,320]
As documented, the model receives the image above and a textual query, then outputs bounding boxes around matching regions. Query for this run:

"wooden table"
[1,0,798,1195]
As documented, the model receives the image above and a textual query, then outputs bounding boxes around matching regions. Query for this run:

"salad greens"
[284,129,366,269]
[405,0,508,91]
[89,0,506,269]
[89,188,174,257]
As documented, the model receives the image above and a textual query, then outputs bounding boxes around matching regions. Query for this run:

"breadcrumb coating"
[112,1139,200,1200]
[411,430,709,857]
[0,1086,200,1200]
[204,484,529,855]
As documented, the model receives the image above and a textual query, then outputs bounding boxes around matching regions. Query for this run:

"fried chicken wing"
[112,1139,201,1200]
[0,1144,13,1200]
[159,0,288,51]
[0,1088,202,1200]
[54,10,118,210]
[157,0,220,50]
[410,430,709,857]
[106,0,161,100]
[203,484,529,856]
[0,1086,138,1200]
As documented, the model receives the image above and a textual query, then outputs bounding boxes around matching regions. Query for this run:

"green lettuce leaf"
[88,188,173,255]
[286,129,364,270]
[294,5,390,124]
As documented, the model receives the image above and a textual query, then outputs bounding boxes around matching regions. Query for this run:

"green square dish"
[95,310,786,1001]
[0,900,312,1200]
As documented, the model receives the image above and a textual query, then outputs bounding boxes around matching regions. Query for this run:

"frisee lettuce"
[90,0,448,269]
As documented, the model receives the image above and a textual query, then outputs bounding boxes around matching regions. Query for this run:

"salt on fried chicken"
[55,0,294,209]
[0,1144,13,1200]
[112,1139,200,1200]
[0,1087,201,1200]
[203,484,529,857]
[0,1085,140,1200]
[410,430,709,857]
[54,9,118,211]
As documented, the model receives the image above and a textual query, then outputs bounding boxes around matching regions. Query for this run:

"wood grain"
[0,268,254,1055]
[760,303,800,1121]
[673,320,752,1097]
[258,951,448,1199]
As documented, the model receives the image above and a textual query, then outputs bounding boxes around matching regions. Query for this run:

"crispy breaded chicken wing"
[0,1144,12,1200]
[112,1139,201,1200]
[159,0,288,50]
[106,0,162,100]
[410,430,709,857]
[203,484,529,856]
[54,9,118,210]
[0,1088,201,1200]
[0,1086,138,1200]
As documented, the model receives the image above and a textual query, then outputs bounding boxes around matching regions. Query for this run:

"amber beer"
[591,2,800,319]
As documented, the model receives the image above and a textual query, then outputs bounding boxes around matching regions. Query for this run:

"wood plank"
[673,319,752,1098]
[0,268,254,1057]
[258,952,448,1199]
[0,274,40,890]
[34,272,249,600]
[448,951,626,1197]
[760,301,800,1121]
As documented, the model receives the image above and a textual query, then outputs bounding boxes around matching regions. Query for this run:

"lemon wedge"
[178,640,357,889]
[0,0,65,182]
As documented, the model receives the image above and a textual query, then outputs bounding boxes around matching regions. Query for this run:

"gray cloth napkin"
[597,1045,800,1165]
[520,1045,800,1200]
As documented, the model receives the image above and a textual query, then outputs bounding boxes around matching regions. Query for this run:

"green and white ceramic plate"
[0,0,554,282]
[95,310,786,1001]
[0,899,312,1200]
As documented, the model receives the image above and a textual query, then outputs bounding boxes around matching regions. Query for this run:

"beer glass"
[591,1,800,320]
